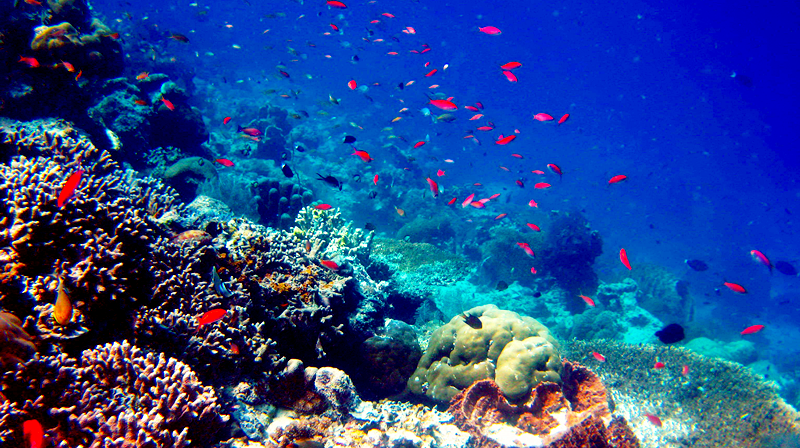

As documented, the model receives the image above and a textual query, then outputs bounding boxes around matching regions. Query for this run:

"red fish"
[373,174,379,185]
[534,182,551,189]
[414,141,426,148]
[475,102,485,110]
[489,193,501,199]
[426,177,439,197]
[682,365,690,376]
[547,163,562,178]
[620,248,632,270]
[222,116,232,125]
[58,169,84,207]
[314,204,333,210]
[494,213,507,220]
[515,179,524,187]
[160,97,175,111]
[724,282,747,294]
[382,12,395,18]
[502,70,518,82]
[592,352,606,362]
[608,174,627,185]
[429,99,457,111]
[532,170,545,175]
[133,99,148,106]
[327,0,347,8]
[526,223,540,232]
[741,324,764,335]
[533,113,554,122]
[330,23,339,32]
[511,153,524,159]
[517,242,535,258]
[60,60,75,72]
[447,197,457,205]
[750,250,772,273]
[530,267,537,274]
[197,309,227,327]
[425,69,438,77]
[347,79,357,90]
[644,414,662,427]
[580,295,595,307]
[558,113,570,125]
[238,126,262,137]
[469,114,484,120]
[437,169,445,177]
[462,193,475,208]
[23,420,43,448]
[19,56,40,67]
[653,362,665,369]
[352,150,373,162]
[464,105,479,112]
[476,126,494,131]
[214,158,234,167]
[528,199,538,208]
[479,26,502,35]
[500,61,522,70]
[321,260,340,270]
[495,135,516,145]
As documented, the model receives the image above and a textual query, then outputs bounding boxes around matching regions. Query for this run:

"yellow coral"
[31,22,78,51]
[407,304,562,403]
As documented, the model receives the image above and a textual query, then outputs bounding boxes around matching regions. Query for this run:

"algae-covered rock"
[163,157,218,199]
[626,263,694,324]
[407,304,562,403]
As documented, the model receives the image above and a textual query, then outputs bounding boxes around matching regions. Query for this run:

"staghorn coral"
[447,361,640,448]
[408,304,562,403]
[293,206,373,267]
[0,340,228,447]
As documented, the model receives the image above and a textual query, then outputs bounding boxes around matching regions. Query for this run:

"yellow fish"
[54,276,73,326]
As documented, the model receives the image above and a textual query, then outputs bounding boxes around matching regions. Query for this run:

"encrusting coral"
[408,304,563,403]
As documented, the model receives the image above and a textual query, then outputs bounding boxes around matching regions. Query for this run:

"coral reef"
[251,177,314,229]
[163,156,219,199]
[0,311,35,368]
[447,361,640,447]
[625,264,694,324]
[408,304,562,403]
[538,211,603,295]
[396,215,456,249]
[357,319,422,399]
[0,340,227,447]
[479,226,545,286]
[561,339,800,447]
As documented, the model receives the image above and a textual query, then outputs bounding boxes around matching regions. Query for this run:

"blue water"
[93,0,799,386]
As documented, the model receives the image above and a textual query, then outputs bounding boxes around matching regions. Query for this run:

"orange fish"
[24,0,43,5]
[54,276,73,326]
[500,61,522,70]
[347,79,357,90]
[171,230,212,244]
[23,420,44,448]
[352,150,373,162]
[107,32,121,40]
[608,174,627,185]
[314,204,333,210]
[395,206,405,216]
[724,282,747,294]
[478,26,502,35]
[136,71,149,80]
[517,242,535,258]
[494,213,507,220]
[429,99,457,110]
[558,113,570,125]
[534,182,551,189]
[592,352,606,362]
[426,177,439,198]
[75,70,82,81]
[414,141,426,148]
[19,56,40,68]
[133,99,148,106]
[464,105,479,112]
[620,248,632,270]
[60,61,75,72]
[644,414,662,427]
[741,324,764,335]
[502,70,518,82]
[533,113,554,121]
[160,97,175,111]
[526,223,540,232]
[750,250,772,273]
[653,362,665,369]
[197,309,226,327]
[58,169,83,207]
[495,135,516,145]
[579,295,595,307]
[321,260,340,270]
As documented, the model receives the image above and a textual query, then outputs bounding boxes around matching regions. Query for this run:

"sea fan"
[0,312,36,369]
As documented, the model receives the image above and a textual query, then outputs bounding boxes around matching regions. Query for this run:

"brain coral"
[408,304,562,403]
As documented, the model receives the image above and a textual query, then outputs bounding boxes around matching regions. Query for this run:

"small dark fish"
[675,280,690,298]
[351,55,360,62]
[352,174,362,182]
[368,191,377,199]
[281,163,294,178]
[316,173,342,190]
[533,291,542,298]
[462,313,482,329]
[343,135,356,144]
[655,323,685,344]
[294,143,306,152]
[685,259,708,272]
[397,82,404,90]
[496,280,509,291]
[364,222,376,231]
[775,261,797,276]
[211,267,233,298]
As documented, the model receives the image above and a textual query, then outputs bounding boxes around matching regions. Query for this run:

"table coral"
[408,304,562,403]
[0,340,228,447]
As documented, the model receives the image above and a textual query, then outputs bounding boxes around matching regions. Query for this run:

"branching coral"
[0,311,35,368]
[0,340,228,447]
[408,304,562,403]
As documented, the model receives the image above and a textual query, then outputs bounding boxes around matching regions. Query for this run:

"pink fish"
[461,193,475,208]
[528,199,538,208]
[741,324,764,335]
[502,70,518,82]
[214,158,234,167]
[620,248,632,270]
[580,295,595,307]
[478,26,502,35]
[352,150,373,162]
[526,223,540,232]
[750,250,772,273]
[681,365,690,376]
[495,135,516,145]
[58,169,84,207]
[592,352,606,362]
[517,242,535,258]
[426,177,439,197]
[429,99,457,110]
[321,260,340,271]
[533,113,554,121]
[644,414,662,427]
[314,204,333,210]
[534,182,551,189]
[653,362,665,369]
[373,174,379,185]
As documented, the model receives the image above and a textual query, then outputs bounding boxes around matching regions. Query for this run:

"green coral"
[396,215,455,248]
[479,226,545,285]
[407,304,562,403]
[371,238,468,273]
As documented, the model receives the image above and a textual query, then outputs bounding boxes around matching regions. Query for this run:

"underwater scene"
[1,0,799,446]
